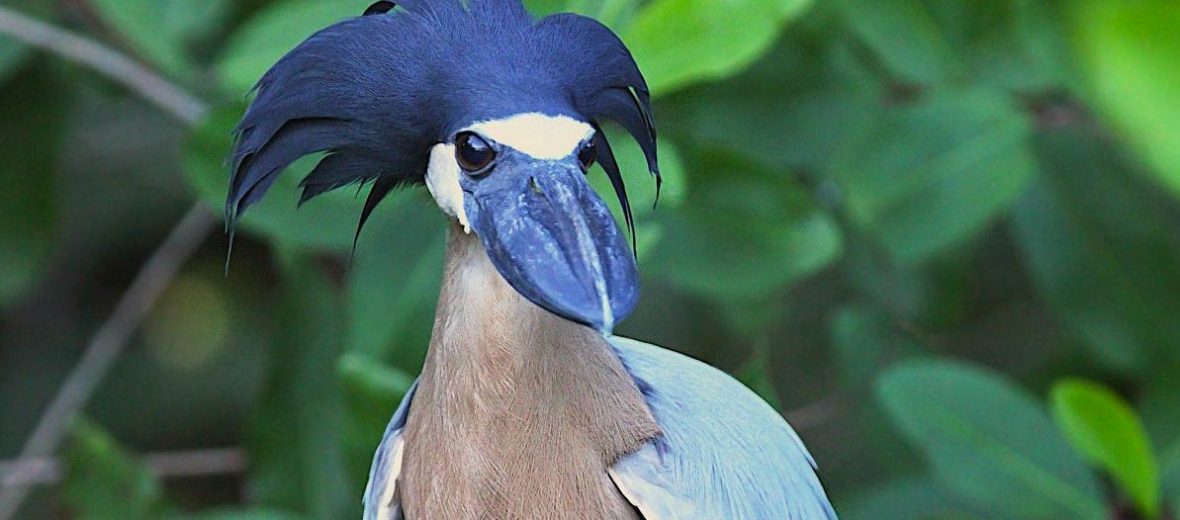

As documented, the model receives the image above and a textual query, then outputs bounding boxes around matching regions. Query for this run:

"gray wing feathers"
[608,337,837,520]
[363,379,419,520]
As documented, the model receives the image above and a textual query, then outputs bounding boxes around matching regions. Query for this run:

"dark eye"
[455,132,496,173]
[577,140,597,171]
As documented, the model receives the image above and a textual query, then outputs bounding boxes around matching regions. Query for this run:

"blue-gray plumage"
[227,0,836,518]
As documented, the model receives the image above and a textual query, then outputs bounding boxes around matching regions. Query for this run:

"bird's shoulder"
[608,336,837,520]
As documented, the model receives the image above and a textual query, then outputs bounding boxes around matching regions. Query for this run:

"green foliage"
[625,0,812,94]
[338,352,414,485]
[0,64,65,305]
[877,359,1105,519]
[247,253,353,518]
[829,87,1034,265]
[64,420,171,519]
[1051,378,1160,518]
[1074,0,1180,198]
[215,0,361,93]
[651,151,841,299]
[1011,130,1180,372]
[88,0,232,78]
[6,0,1180,518]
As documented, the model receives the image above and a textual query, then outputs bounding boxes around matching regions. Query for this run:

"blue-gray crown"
[227,0,659,240]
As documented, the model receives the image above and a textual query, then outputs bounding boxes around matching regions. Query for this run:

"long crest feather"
[227,0,659,247]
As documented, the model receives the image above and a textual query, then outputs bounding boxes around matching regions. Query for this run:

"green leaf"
[346,205,444,368]
[1073,0,1180,199]
[216,0,360,93]
[1050,379,1160,518]
[1010,130,1180,372]
[829,88,1034,265]
[649,151,841,299]
[89,0,231,78]
[338,353,414,485]
[961,1,1073,92]
[63,419,171,520]
[624,0,813,95]
[663,30,882,172]
[834,0,965,84]
[877,359,1106,520]
[184,104,394,252]
[586,134,686,261]
[0,64,67,305]
[843,476,977,520]
[831,304,923,388]
[836,0,1070,91]
[247,253,353,518]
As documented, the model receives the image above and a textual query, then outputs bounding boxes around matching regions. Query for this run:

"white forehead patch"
[465,113,594,160]
[425,143,471,233]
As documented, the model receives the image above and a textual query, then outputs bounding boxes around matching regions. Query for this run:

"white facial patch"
[425,143,472,233]
[464,113,594,160]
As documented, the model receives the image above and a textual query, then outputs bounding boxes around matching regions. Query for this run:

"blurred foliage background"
[1,0,1179,518]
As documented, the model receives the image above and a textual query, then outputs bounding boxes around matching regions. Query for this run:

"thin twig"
[0,205,217,519]
[0,5,207,125]
[0,7,220,518]
[0,448,247,487]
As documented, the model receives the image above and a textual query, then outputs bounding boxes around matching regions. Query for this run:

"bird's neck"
[414,221,659,455]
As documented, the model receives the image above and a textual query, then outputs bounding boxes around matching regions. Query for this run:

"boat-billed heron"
[226,0,836,518]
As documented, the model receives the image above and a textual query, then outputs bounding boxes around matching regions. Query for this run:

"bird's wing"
[362,379,420,520]
[607,337,837,520]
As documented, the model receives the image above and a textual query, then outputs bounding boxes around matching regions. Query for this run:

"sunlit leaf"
[830,87,1034,265]
[63,419,172,520]
[1073,0,1180,199]
[625,0,813,95]
[1050,378,1160,519]
[877,359,1106,519]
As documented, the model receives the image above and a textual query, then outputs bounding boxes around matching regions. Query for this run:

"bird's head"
[226,0,658,334]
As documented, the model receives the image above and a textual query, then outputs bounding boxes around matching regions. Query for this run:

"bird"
[225,0,837,518]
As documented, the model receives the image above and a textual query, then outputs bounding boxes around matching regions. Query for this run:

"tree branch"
[0,205,217,519]
[0,5,207,125]
[0,448,247,487]
[0,7,223,517]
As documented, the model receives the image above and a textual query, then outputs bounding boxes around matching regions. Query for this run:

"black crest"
[227,0,658,242]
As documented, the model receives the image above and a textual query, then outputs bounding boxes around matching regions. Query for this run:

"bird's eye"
[455,132,496,174]
[577,140,597,172]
